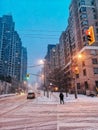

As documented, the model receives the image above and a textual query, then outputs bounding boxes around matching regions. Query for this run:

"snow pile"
[38,92,98,104]
[37,94,59,104]
[0,94,16,98]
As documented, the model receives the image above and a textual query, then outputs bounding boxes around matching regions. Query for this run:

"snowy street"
[0,92,98,130]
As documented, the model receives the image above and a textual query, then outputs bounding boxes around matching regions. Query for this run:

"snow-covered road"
[0,92,98,130]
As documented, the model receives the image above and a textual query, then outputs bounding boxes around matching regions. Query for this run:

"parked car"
[86,90,96,97]
[27,92,35,99]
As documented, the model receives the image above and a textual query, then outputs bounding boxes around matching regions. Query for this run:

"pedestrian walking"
[59,92,64,104]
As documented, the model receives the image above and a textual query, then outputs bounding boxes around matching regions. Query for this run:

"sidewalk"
[0,94,16,98]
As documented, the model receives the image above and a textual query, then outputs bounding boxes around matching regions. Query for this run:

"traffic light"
[74,66,79,74]
[26,74,30,80]
[85,26,95,45]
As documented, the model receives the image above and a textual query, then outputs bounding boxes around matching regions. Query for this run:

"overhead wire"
[18,29,64,32]
[17,29,64,39]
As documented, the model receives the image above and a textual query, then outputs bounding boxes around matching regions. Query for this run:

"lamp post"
[43,60,49,97]
[27,59,50,97]
[39,60,46,96]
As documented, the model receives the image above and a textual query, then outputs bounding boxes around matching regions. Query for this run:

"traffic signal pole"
[74,77,78,99]
[71,57,78,99]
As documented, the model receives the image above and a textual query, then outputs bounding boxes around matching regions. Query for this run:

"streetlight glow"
[39,59,44,64]
[78,54,82,59]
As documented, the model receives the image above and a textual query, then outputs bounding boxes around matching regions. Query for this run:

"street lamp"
[41,60,48,97]
[27,59,50,97]
[39,59,50,97]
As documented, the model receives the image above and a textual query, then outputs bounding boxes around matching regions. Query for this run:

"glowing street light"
[78,54,82,59]
[54,87,58,91]
[39,59,44,64]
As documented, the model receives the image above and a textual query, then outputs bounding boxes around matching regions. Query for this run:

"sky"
[0,0,71,84]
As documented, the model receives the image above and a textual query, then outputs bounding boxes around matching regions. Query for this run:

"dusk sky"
[0,0,71,84]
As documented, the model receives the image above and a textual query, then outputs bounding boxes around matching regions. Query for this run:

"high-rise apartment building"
[0,15,15,77]
[0,14,27,83]
[13,31,22,81]
[64,0,98,95]
[20,47,27,82]
[59,31,66,68]
[44,44,56,87]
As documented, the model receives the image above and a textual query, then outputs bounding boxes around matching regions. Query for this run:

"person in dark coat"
[59,92,64,104]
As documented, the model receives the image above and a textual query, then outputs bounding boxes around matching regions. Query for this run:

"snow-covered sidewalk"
[37,92,98,104]
[0,94,16,98]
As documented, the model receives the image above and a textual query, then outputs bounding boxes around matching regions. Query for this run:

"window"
[83,69,86,76]
[97,36,98,41]
[92,58,97,64]
[94,14,97,19]
[81,0,85,1]
[76,74,79,78]
[83,36,86,42]
[82,61,85,66]
[81,21,88,27]
[84,81,88,89]
[95,22,98,26]
[79,7,86,13]
[82,21,88,25]
[79,1,85,6]
[95,81,98,87]
[91,0,95,5]
[82,27,88,34]
[94,68,98,74]
[77,83,80,89]
[91,50,96,55]
[96,28,98,34]
[80,14,87,20]
[92,8,96,13]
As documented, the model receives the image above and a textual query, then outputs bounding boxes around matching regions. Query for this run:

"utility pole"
[43,62,46,96]
[44,61,49,97]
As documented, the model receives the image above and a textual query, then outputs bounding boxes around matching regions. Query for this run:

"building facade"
[20,47,27,82]
[67,0,98,95]
[45,0,98,95]
[0,14,27,85]
[0,15,15,77]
